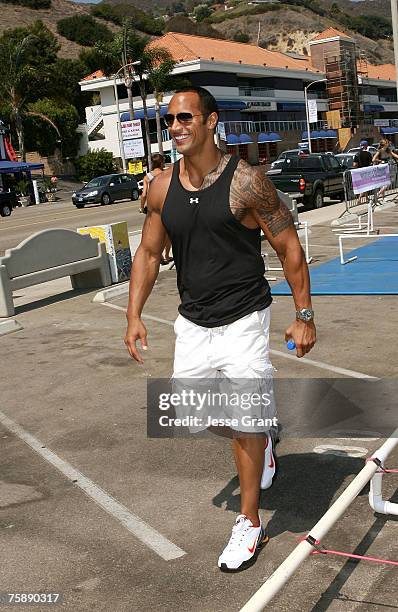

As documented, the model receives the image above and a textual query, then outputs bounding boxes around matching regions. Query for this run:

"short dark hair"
[173,85,219,126]
[151,153,164,169]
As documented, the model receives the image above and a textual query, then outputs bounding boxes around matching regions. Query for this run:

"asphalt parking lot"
[1,203,397,611]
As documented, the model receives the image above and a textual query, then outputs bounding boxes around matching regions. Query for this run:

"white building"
[79,30,398,164]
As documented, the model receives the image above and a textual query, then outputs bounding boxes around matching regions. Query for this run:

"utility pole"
[257,22,261,46]
[391,0,398,105]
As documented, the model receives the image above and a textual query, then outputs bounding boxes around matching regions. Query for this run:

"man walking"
[125,86,316,572]
[353,140,373,168]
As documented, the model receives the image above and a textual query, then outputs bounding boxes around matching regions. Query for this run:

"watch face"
[298,309,314,321]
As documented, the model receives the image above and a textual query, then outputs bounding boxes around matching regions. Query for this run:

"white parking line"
[0,410,186,561]
[102,303,377,379]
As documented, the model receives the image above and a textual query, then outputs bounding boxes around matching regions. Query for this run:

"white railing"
[87,106,103,130]
[222,120,328,134]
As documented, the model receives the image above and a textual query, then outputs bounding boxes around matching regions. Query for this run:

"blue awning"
[364,104,385,112]
[302,130,321,140]
[217,99,247,110]
[268,132,282,142]
[277,102,305,111]
[325,129,337,138]
[302,130,335,140]
[120,106,168,121]
[0,161,44,174]
[226,134,240,145]
[258,132,282,143]
[239,133,253,145]
[258,133,271,143]
[381,126,398,134]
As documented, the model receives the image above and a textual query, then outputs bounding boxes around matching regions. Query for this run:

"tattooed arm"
[230,162,316,357]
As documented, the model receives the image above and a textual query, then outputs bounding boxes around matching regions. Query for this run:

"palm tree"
[146,49,176,157]
[0,34,61,160]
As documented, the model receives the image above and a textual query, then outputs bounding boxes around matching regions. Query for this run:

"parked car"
[348,145,378,157]
[0,190,17,217]
[72,174,140,209]
[270,149,301,168]
[335,153,358,170]
[267,153,345,208]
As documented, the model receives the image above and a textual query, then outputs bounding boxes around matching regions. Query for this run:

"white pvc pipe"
[369,472,398,516]
[240,430,398,612]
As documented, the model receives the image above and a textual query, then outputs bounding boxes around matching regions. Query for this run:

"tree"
[57,15,113,47]
[75,149,115,182]
[0,22,60,160]
[25,99,80,158]
[193,4,212,22]
[146,49,177,156]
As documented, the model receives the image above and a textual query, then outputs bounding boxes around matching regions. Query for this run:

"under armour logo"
[189,197,199,204]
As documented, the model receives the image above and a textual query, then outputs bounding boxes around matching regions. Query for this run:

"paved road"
[0,194,346,257]
[0,193,144,256]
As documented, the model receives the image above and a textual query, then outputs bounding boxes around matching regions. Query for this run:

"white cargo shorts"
[171,308,277,434]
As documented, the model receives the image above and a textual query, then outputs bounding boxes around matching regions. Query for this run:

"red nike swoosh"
[248,537,258,554]
[268,452,274,469]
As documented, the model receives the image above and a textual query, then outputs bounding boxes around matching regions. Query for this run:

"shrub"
[75,149,115,182]
[209,3,283,23]
[91,3,164,35]
[233,30,249,43]
[57,15,113,47]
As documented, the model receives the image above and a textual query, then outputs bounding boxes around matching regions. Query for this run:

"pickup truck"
[0,191,17,217]
[267,153,345,208]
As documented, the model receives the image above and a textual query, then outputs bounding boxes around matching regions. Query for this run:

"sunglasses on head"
[163,112,205,128]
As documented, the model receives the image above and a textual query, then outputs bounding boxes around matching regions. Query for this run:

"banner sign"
[128,161,143,174]
[123,138,145,159]
[350,164,390,194]
[121,119,142,140]
[308,99,318,123]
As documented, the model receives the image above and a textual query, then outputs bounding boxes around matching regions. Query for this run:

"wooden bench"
[0,229,112,317]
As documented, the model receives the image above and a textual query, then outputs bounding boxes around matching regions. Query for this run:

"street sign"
[123,138,145,159]
[121,119,142,140]
[308,99,318,123]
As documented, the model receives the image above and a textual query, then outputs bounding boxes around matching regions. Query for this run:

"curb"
[0,318,23,337]
[93,282,130,303]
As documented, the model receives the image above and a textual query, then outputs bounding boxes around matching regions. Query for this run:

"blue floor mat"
[271,236,398,295]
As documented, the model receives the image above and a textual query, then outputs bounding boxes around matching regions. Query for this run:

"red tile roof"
[310,27,353,42]
[149,32,318,72]
[366,63,396,81]
[82,70,104,81]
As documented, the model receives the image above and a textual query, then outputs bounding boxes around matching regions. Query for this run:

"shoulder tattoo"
[230,162,294,237]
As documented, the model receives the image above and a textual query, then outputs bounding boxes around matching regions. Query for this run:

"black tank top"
[161,155,272,327]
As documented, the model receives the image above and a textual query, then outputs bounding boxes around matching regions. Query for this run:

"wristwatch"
[296,308,314,322]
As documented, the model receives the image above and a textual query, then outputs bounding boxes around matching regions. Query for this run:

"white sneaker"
[260,434,277,490]
[218,515,268,572]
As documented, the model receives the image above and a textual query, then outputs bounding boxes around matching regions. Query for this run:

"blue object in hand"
[287,339,296,351]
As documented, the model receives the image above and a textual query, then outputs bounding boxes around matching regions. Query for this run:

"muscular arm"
[125,174,168,362]
[231,163,315,356]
